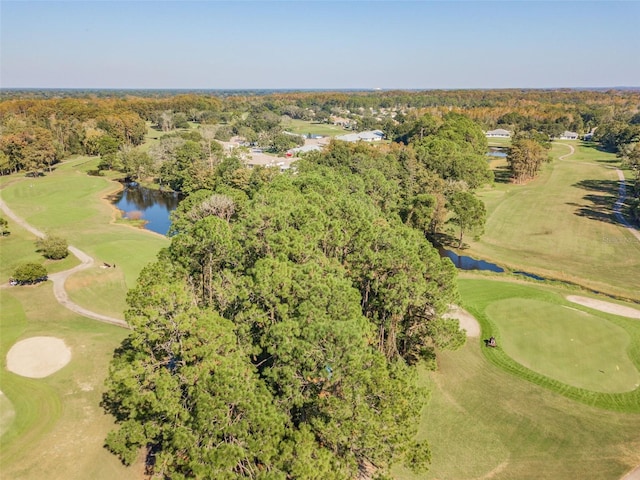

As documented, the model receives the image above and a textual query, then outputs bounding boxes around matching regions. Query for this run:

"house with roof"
[335,130,384,143]
[485,128,511,138]
[286,144,323,157]
[558,131,579,140]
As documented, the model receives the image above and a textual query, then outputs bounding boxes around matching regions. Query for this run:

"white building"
[335,130,384,142]
[558,131,579,140]
[485,128,511,138]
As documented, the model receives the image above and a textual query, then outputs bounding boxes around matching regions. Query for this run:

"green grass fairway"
[486,135,512,147]
[1,156,168,317]
[281,118,348,137]
[468,141,640,301]
[393,277,640,480]
[487,298,639,392]
[0,287,142,480]
[459,278,640,411]
[0,215,80,282]
[393,340,640,480]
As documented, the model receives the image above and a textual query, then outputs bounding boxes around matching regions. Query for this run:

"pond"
[439,248,547,281]
[112,183,548,282]
[487,147,508,158]
[439,248,505,273]
[111,183,181,235]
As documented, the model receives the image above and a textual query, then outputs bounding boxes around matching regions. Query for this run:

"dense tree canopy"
[104,147,464,478]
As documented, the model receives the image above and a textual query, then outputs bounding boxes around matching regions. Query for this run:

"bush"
[0,217,9,236]
[12,263,47,284]
[36,235,69,259]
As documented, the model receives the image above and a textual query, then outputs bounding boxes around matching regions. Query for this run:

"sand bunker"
[444,305,481,337]
[6,336,72,378]
[566,296,640,319]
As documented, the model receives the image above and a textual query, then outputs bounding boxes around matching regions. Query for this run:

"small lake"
[112,183,181,235]
[439,248,505,273]
[487,147,508,158]
[113,183,548,281]
[439,248,547,281]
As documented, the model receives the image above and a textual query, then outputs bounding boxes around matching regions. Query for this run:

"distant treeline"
[1,90,638,222]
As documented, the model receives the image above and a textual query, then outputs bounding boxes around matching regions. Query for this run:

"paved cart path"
[0,197,128,328]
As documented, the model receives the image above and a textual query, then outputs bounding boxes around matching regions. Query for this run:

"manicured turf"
[0,159,160,479]
[0,287,142,480]
[1,156,168,317]
[393,277,640,480]
[487,298,638,393]
[281,118,349,137]
[468,141,640,301]
[0,215,79,282]
[393,339,640,480]
[459,278,640,411]
[486,135,512,147]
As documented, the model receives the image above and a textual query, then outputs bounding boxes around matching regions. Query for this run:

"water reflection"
[439,248,505,272]
[112,183,181,235]
[487,147,508,158]
[439,248,547,281]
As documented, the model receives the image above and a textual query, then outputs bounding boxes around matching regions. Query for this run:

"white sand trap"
[566,296,640,319]
[444,305,481,337]
[6,336,72,378]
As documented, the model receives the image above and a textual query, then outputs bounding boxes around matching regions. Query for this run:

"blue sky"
[1,1,639,89]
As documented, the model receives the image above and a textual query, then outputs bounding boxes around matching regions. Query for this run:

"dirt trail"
[0,197,128,328]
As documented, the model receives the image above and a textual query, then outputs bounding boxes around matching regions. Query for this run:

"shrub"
[12,263,47,284]
[0,217,9,236]
[36,235,69,259]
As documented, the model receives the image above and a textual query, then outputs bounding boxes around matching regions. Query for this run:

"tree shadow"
[569,178,631,226]
[576,141,620,164]
[428,231,460,248]
[493,165,512,184]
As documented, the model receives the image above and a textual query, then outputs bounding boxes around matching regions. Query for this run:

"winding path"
[556,142,640,243]
[0,197,128,328]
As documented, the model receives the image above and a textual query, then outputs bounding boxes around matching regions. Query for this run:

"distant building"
[485,128,511,138]
[558,131,579,140]
[330,116,352,127]
[335,130,384,143]
[287,144,323,156]
[582,132,594,141]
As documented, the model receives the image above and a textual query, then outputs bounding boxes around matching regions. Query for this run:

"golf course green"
[1,138,639,479]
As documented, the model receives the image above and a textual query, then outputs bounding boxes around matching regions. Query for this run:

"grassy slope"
[398,140,640,479]
[0,157,166,479]
[394,339,640,480]
[467,141,640,301]
[1,156,168,317]
[0,287,142,480]
[395,278,640,480]
[281,118,348,137]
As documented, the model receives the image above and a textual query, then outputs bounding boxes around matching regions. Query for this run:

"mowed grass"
[0,287,142,480]
[0,157,161,479]
[468,141,640,300]
[0,215,80,282]
[393,277,640,480]
[1,156,168,317]
[487,298,639,392]
[393,342,640,480]
[281,118,349,137]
